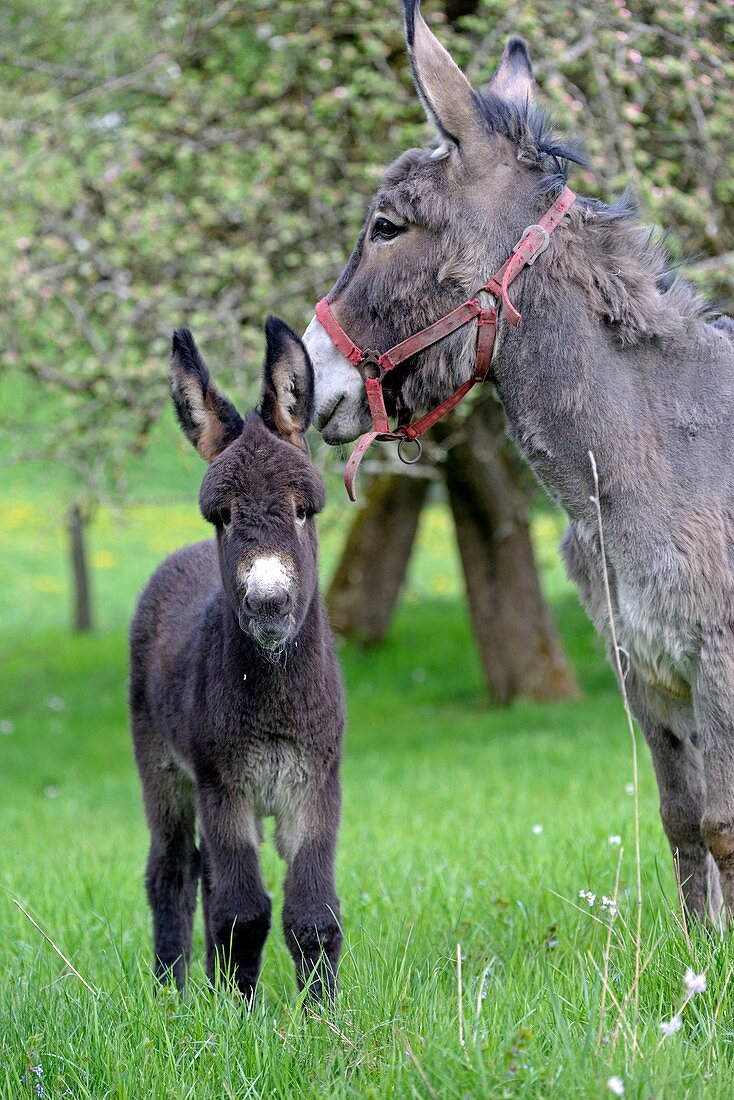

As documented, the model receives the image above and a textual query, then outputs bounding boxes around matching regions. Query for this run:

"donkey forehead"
[376,155,456,223]
[202,420,324,506]
[376,142,513,227]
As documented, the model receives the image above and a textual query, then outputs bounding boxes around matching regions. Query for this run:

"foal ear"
[260,316,314,452]
[486,37,535,108]
[403,0,486,160]
[169,329,244,462]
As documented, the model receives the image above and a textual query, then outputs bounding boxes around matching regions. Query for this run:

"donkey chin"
[237,608,297,654]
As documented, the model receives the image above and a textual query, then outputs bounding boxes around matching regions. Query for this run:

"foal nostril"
[245,585,291,618]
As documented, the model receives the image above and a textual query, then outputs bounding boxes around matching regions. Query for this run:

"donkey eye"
[217,507,231,529]
[371,217,403,241]
[295,504,309,526]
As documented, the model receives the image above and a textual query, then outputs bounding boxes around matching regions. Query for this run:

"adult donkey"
[303,0,734,921]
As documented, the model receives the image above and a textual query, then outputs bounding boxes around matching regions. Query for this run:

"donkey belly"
[616,579,697,705]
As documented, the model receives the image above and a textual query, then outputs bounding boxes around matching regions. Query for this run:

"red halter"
[315,185,576,500]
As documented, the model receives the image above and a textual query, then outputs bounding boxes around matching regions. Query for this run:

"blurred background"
[0,0,732,773]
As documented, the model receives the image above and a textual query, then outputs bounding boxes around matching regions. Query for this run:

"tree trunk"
[326,471,431,645]
[68,501,93,633]
[439,397,578,704]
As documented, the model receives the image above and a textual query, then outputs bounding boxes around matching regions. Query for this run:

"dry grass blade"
[597,844,624,1047]
[612,934,664,1049]
[457,942,465,1048]
[586,952,641,1055]
[672,848,691,949]
[402,1034,438,1100]
[589,450,643,1046]
[13,898,97,995]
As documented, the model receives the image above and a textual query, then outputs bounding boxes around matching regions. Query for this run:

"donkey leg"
[137,747,199,987]
[197,785,270,1003]
[624,671,718,919]
[695,639,734,915]
[276,763,342,1001]
[644,721,719,920]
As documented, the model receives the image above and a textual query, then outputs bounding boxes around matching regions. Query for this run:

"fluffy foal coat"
[129,318,344,1001]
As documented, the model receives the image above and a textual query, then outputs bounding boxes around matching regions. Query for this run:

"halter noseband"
[315,185,576,500]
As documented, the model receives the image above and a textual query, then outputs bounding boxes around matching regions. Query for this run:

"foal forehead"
[208,418,323,501]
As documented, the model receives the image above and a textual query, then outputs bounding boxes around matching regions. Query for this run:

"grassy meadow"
[2,426,733,1098]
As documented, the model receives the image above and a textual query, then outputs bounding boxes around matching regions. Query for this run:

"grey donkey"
[129,317,344,1000]
[303,0,734,922]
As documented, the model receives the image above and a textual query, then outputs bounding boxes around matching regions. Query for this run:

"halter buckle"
[513,224,550,264]
[397,437,423,465]
[361,351,385,382]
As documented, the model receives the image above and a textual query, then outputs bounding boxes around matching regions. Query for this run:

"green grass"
[2,469,734,1098]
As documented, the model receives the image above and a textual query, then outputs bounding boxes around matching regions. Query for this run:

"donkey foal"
[129,318,344,1002]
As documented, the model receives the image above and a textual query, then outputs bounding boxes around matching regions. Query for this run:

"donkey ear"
[169,329,244,462]
[260,316,314,452]
[486,36,535,108]
[403,0,486,159]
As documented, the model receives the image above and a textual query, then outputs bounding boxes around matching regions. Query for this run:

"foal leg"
[135,739,200,987]
[276,762,342,1001]
[626,674,719,920]
[197,783,270,1003]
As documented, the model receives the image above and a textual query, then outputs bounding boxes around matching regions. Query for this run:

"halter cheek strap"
[316,185,576,500]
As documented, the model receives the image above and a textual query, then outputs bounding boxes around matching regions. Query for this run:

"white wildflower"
[579,890,596,907]
[607,1076,624,1096]
[684,968,706,995]
[608,835,622,845]
[601,895,618,918]
[625,783,635,796]
[659,1015,683,1037]
[91,110,124,131]
[532,824,543,835]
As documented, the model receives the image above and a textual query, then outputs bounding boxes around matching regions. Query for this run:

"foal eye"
[371,216,403,241]
[295,504,309,526]
[217,507,231,529]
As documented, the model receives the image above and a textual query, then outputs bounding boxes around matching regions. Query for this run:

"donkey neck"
[488,207,720,524]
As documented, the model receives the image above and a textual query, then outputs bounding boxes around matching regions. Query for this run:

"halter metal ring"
[397,437,423,465]
[361,351,385,382]
[513,224,550,264]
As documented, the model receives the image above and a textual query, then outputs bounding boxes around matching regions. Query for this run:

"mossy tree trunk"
[326,471,431,645]
[327,398,578,705]
[438,398,578,704]
[68,501,93,633]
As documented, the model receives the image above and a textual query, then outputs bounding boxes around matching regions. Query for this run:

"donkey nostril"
[245,586,291,617]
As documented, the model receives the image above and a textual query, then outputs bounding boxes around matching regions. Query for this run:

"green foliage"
[0,0,732,498]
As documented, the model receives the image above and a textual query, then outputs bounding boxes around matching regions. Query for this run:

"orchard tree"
[0,0,731,668]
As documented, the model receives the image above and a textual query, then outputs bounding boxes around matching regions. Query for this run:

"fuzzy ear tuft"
[169,328,244,462]
[403,0,486,159]
[260,316,314,451]
[486,36,535,108]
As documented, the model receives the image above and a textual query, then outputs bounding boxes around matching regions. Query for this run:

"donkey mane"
[473,77,711,346]
[559,193,712,347]
[474,87,586,190]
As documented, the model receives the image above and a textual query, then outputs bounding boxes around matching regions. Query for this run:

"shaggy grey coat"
[304,0,734,920]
